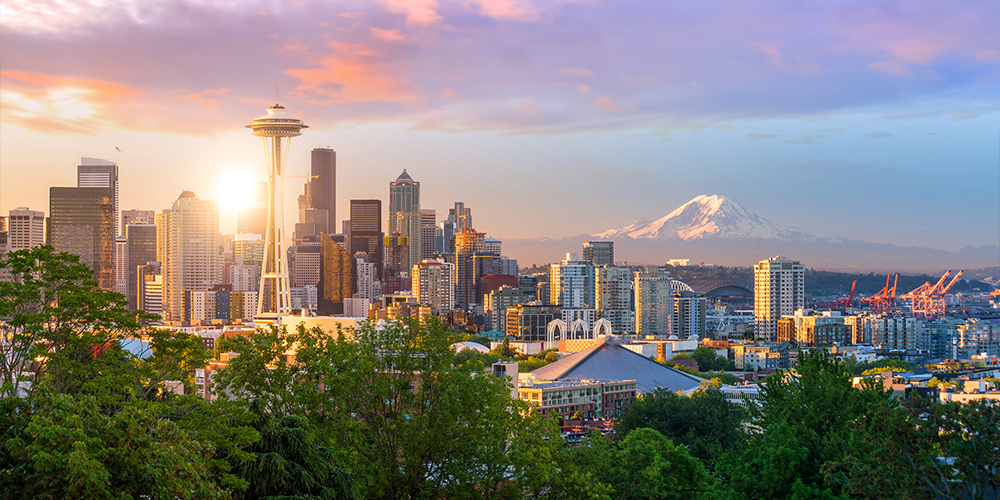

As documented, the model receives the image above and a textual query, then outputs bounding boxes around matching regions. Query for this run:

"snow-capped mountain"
[595,194,817,241]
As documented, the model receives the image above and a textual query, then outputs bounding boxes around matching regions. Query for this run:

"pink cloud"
[470,0,541,21]
[558,67,594,77]
[439,88,462,100]
[380,0,442,25]
[286,43,421,105]
[589,96,638,113]
[370,27,406,42]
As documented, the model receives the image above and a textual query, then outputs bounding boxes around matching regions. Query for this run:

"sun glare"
[215,170,258,211]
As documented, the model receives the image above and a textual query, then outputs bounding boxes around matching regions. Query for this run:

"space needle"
[246,103,308,326]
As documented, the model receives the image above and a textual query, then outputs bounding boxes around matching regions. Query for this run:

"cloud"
[370,28,406,42]
[784,135,827,144]
[748,133,780,140]
[286,42,421,105]
[558,67,594,77]
[864,132,893,139]
[869,60,911,76]
[949,113,978,121]
[380,0,443,25]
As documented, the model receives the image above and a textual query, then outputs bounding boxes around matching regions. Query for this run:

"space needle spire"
[246,102,308,326]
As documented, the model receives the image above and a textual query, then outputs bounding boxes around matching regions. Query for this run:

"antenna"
[275,84,279,102]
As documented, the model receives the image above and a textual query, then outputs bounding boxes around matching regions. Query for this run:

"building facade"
[48,186,115,290]
[595,265,634,334]
[635,267,673,336]
[412,259,454,315]
[549,253,595,309]
[753,256,805,341]
[310,148,336,234]
[582,241,614,266]
[7,207,45,251]
[161,191,222,323]
[388,170,421,277]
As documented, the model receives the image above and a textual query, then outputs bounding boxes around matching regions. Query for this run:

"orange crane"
[861,274,898,314]
[901,269,964,318]
[830,280,857,310]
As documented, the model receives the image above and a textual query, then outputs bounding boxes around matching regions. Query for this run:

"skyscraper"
[635,266,673,336]
[311,148,336,234]
[120,209,154,235]
[237,202,267,236]
[420,209,436,260]
[126,222,157,311]
[412,259,454,315]
[753,256,805,341]
[115,235,128,294]
[549,253,595,309]
[349,199,383,278]
[583,241,614,266]
[448,202,472,233]
[162,191,221,323]
[7,207,45,251]
[595,265,634,333]
[77,158,119,235]
[48,186,115,290]
[318,233,354,315]
[454,228,485,309]
[388,169,421,275]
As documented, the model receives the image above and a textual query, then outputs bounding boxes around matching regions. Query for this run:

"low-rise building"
[518,379,637,419]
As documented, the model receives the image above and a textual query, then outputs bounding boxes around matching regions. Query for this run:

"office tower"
[483,237,501,256]
[388,170,421,275]
[471,253,502,303]
[753,256,804,341]
[7,207,45,250]
[48,186,114,290]
[349,199,383,278]
[246,104,308,323]
[583,241,614,266]
[595,265,634,334]
[448,202,472,233]
[77,158,119,235]
[412,259,455,315]
[155,212,166,264]
[499,256,518,276]
[137,262,163,318]
[506,304,561,341]
[672,290,707,339]
[420,210,436,260]
[126,222,157,311]
[120,209,154,235]
[485,286,528,333]
[635,267,673,336]
[318,233,355,315]
[115,236,128,294]
[435,220,455,254]
[237,202,267,236]
[454,228,486,309]
[383,234,409,295]
[355,253,377,301]
[295,209,328,241]
[549,253,595,308]
[290,238,321,287]
[311,148,336,234]
[162,191,222,323]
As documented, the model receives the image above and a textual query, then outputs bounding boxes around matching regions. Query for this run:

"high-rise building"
[137,262,163,318]
[318,233,354,315]
[595,265,634,334]
[7,207,45,251]
[454,229,486,309]
[237,202,267,236]
[349,199,383,278]
[311,148,336,234]
[162,191,222,323]
[230,257,259,293]
[485,286,528,333]
[355,254,378,301]
[753,256,805,341]
[290,238,321,288]
[388,170,421,275]
[483,237,501,256]
[506,304,561,341]
[114,236,128,295]
[120,209,154,235]
[435,220,456,254]
[420,210,436,260]
[673,290,707,339]
[383,234,409,295]
[48,186,115,290]
[125,222,157,311]
[412,259,454,315]
[77,158,119,235]
[448,202,472,233]
[549,253,595,309]
[583,241,614,266]
[635,267,673,336]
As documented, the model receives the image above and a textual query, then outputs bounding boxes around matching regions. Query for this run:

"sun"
[215,170,259,211]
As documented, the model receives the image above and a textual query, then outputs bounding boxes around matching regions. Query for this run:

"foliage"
[720,350,889,499]
[690,346,733,372]
[835,397,1000,500]
[617,386,746,466]
[601,428,714,500]
[840,356,912,376]
[232,402,358,500]
[0,394,223,500]
[0,246,155,401]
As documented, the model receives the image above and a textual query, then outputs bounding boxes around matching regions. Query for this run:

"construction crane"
[901,269,964,318]
[861,274,898,314]
[831,280,857,310]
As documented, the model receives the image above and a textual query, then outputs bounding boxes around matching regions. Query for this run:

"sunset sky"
[1,0,997,252]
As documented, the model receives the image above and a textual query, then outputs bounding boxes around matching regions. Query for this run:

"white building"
[753,256,804,341]
[114,235,128,295]
[230,257,259,292]
[7,207,45,250]
[549,253,595,308]
[412,259,454,315]
[162,191,222,323]
[635,267,673,336]
[356,256,378,301]
[595,265,635,334]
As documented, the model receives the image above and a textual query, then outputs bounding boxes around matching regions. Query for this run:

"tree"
[617,385,746,466]
[0,394,224,500]
[603,428,714,500]
[720,349,889,499]
[690,345,731,372]
[0,246,154,401]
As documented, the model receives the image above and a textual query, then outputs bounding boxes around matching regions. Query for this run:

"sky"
[1,0,998,253]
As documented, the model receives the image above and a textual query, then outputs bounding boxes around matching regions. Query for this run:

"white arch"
[570,318,591,340]
[547,319,568,343]
[670,279,694,292]
[593,318,613,337]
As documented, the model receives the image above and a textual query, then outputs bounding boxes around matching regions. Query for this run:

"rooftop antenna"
[275,84,279,103]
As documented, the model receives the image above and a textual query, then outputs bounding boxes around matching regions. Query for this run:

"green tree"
[603,428,714,500]
[690,345,731,372]
[0,394,223,500]
[720,349,889,499]
[617,386,746,466]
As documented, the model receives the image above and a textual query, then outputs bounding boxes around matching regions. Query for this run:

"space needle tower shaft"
[246,103,308,326]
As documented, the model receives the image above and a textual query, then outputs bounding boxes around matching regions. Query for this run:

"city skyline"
[1,0,998,255]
